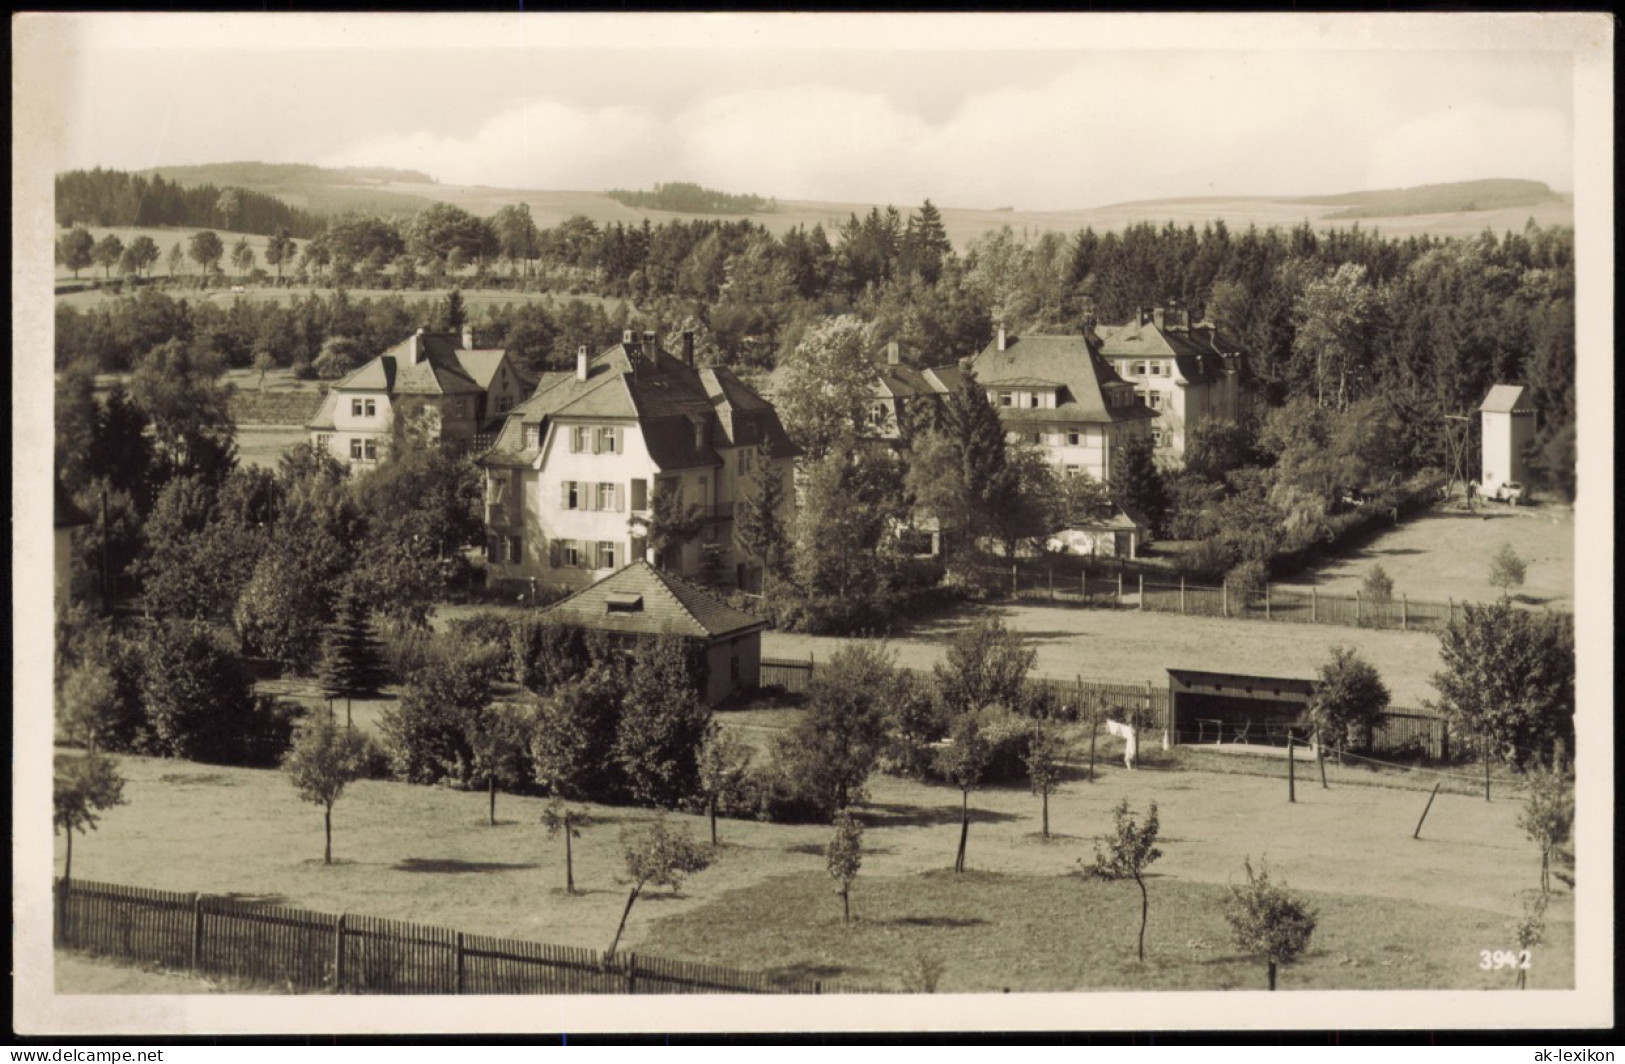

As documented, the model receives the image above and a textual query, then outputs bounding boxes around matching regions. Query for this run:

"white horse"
[1105,718,1138,769]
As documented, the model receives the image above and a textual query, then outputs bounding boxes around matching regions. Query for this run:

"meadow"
[52,730,1571,993]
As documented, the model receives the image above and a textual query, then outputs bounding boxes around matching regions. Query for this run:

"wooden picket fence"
[54,878,874,995]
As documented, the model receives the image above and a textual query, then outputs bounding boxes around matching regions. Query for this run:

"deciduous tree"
[1304,646,1390,755]
[826,811,864,924]
[92,234,124,280]
[53,750,126,880]
[542,798,587,894]
[1025,711,1066,840]
[937,710,992,874]
[773,315,875,460]
[695,730,753,846]
[58,227,95,278]
[1224,857,1317,990]
[1489,543,1527,599]
[607,815,712,958]
[615,636,714,808]
[283,714,369,865]
[188,230,225,283]
[1090,798,1162,961]
[774,643,899,816]
[1518,764,1573,894]
[1431,601,1574,769]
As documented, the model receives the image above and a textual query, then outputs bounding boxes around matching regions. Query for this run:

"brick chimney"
[1153,308,1165,331]
[409,327,426,364]
[461,323,475,349]
[642,330,658,357]
[996,324,1006,352]
[622,329,636,349]
[887,341,900,366]
[576,345,589,382]
[682,330,695,368]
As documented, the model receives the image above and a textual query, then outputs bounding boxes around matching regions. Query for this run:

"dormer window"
[998,392,1014,407]
[606,593,643,613]
[524,425,541,449]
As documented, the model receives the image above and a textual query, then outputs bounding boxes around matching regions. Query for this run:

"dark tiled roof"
[922,364,963,394]
[545,560,768,640]
[970,333,1155,424]
[1098,320,1243,385]
[479,340,795,470]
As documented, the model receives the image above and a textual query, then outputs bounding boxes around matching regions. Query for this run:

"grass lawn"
[764,601,1449,707]
[1276,502,1574,612]
[236,424,310,469]
[639,869,1573,992]
[51,726,1572,993]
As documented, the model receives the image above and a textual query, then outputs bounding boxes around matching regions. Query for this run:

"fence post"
[1287,738,1296,803]
[333,913,347,991]
[1440,721,1450,763]
[1081,569,1086,600]
[54,878,68,948]
[1356,590,1362,625]
[1401,594,1408,631]
[1138,573,1143,610]
[1180,575,1186,614]
[1117,570,1123,607]
[1048,566,1054,601]
[815,979,823,995]
[1265,583,1271,621]
[1222,580,1228,618]
[454,931,465,994]
[1311,587,1317,623]
[190,893,204,973]
[625,952,638,994]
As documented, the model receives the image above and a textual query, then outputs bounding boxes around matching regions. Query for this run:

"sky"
[26,13,1589,211]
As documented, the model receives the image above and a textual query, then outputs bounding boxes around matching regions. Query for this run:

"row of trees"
[56,286,625,382]
[55,169,326,237]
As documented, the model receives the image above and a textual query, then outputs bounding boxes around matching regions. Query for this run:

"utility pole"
[1443,413,1473,513]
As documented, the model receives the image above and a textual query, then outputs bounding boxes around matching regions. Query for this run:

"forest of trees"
[605,182,774,214]
[55,192,1577,499]
[55,169,327,238]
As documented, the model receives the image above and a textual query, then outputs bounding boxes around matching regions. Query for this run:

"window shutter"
[572,540,585,568]
[592,428,601,455]
[614,429,623,454]
[615,484,625,512]
[561,480,572,510]
[549,540,560,567]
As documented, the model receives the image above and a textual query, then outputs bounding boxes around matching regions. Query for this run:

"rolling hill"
[120,163,1574,247]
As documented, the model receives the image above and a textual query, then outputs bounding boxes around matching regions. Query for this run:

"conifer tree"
[317,586,383,726]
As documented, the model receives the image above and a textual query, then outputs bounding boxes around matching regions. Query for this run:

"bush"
[1363,564,1395,605]
[137,620,271,764]
[445,612,518,678]
[1227,559,1269,601]
[740,763,836,824]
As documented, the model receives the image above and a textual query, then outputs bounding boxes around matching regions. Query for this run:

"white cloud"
[1366,105,1573,192]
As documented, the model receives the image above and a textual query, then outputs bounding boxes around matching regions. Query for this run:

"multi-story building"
[862,341,948,445]
[1096,307,1246,464]
[307,326,531,466]
[1478,383,1536,494]
[477,330,797,593]
[967,325,1157,484]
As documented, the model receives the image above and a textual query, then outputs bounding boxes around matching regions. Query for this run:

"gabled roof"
[922,364,963,395]
[970,333,1156,424]
[307,390,339,431]
[1098,319,1243,385]
[451,349,513,390]
[330,331,510,399]
[479,340,795,469]
[1480,384,1534,414]
[544,560,769,641]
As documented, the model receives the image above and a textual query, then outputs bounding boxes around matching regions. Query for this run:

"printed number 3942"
[1480,950,1532,970]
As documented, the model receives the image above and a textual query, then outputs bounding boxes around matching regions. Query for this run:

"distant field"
[1276,501,1575,612]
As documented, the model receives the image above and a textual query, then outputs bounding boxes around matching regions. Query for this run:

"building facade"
[307,326,530,466]
[967,326,1158,485]
[1478,383,1536,492]
[1097,307,1246,465]
[478,331,797,594]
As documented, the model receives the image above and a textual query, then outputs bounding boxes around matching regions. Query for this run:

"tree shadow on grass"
[1512,593,1553,606]
[885,915,988,929]
[394,858,539,874]
[785,842,898,857]
[209,892,291,908]
[767,961,863,984]
[858,802,1022,829]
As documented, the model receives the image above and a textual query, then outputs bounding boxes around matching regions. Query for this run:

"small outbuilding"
[543,560,769,705]
[1047,505,1149,559]
[1479,384,1536,495]
[1166,668,1317,747]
